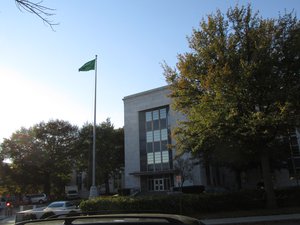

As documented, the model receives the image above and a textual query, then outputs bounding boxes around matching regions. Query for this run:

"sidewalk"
[0,208,16,222]
[200,213,300,225]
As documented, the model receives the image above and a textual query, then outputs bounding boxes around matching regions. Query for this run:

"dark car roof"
[15,213,203,225]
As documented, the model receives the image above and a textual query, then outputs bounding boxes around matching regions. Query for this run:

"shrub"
[79,189,300,215]
[173,185,205,194]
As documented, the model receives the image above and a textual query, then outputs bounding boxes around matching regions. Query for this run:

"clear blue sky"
[0,0,299,142]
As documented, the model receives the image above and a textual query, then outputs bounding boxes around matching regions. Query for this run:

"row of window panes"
[146,119,167,131]
[146,129,168,143]
[147,151,169,165]
[146,108,167,122]
[146,141,168,153]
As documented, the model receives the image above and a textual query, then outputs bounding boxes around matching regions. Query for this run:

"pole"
[89,55,99,198]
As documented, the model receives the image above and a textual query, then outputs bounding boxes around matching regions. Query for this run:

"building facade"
[123,86,300,193]
[123,86,206,193]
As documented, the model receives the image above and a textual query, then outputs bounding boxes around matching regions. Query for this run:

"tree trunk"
[105,174,110,194]
[260,150,277,209]
[43,173,51,196]
[205,163,211,186]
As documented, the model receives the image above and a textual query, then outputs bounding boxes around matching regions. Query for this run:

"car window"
[65,202,74,207]
[48,202,64,208]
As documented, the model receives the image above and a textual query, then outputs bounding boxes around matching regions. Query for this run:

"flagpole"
[89,55,98,198]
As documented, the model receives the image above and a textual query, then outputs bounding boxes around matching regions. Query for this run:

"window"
[154,142,160,152]
[153,110,159,120]
[155,152,161,164]
[146,143,152,152]
[146,131,153,143]
[146,112,152,122]
[160,108,166,119]
[147,153,154,164]
[146,121,152,131]
[161,140,168,150]
[162,151,169,163]
[161,129,168,141]
[153,130,160,142]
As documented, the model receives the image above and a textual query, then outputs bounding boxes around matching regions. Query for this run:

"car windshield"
[1,1,300,225]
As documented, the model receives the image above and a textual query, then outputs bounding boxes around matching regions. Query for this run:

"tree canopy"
[0,118,124,196]
[74,119,124,194]
[164,5,300,208]
[0,120,79,196]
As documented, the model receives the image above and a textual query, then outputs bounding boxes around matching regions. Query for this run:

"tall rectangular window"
[153,130,160,142]
[160,108,167,119]
[153,110,159,120]
[146,112,152,122]
[146,131,153,143]
[155,152,161,164]
[147,153,154,164]
[162,151,169,163]
[161,129,168,141]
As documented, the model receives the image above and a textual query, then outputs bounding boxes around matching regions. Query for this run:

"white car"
[25,193,48,204]
[16,201,80,223]
[44,201,77,211]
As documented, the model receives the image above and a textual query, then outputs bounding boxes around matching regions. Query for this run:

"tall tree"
[0,127,44,193]
[33,120,79,195]
[0,120,79,196]
[77,119,124,194]
[164,5,300,208]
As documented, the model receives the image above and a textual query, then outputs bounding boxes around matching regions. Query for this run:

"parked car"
[15,201,80,223]
[25,193,48,204]
[44,201,77,211]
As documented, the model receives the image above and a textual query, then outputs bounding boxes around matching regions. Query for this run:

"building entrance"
[154,178,164,191]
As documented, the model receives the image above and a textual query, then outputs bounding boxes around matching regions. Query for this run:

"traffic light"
[6,202,11,207]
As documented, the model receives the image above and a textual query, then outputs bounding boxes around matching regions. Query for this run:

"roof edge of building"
[123,85,169,101]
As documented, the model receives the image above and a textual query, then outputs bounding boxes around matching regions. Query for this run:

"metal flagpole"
[89,55,99,198]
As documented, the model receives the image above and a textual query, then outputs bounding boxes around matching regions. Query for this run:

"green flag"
[79,59,95,72]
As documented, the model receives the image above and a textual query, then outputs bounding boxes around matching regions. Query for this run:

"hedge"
[79,189,300,215]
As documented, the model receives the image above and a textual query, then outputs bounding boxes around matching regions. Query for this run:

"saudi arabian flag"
[79,59,95,72]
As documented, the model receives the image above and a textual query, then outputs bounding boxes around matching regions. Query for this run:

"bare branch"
[15,0,58,30]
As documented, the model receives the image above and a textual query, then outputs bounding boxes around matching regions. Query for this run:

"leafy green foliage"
[77,119,124,193]
[163,5,300,208]
[0,120,79,195]
[79,192,266,215]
